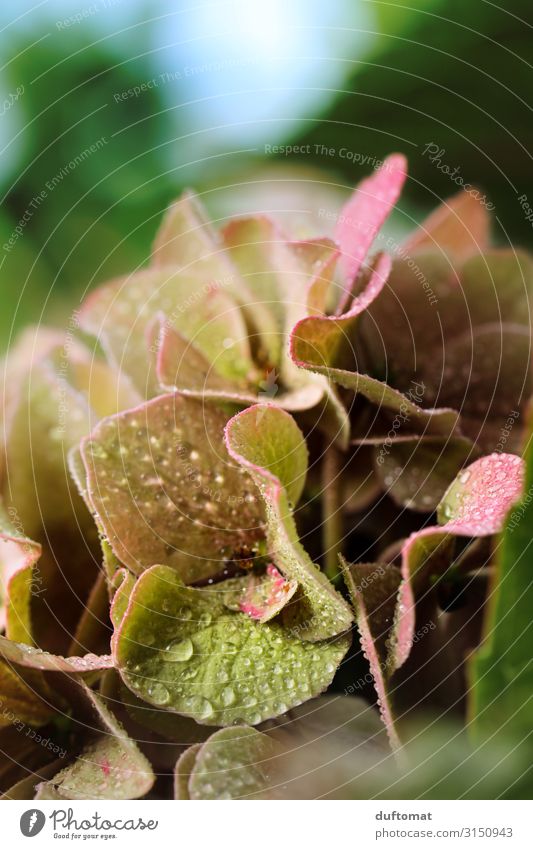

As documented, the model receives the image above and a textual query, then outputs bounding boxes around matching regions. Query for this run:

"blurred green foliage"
[0,0,531,348]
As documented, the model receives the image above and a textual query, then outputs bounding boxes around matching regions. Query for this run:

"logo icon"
[20,810,46,837]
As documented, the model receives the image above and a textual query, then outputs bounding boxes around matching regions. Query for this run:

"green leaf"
[2,359,101,653]
[58,343,142,418]
[115,564,351,726]
[188,726,280,800]
[3,361,91,539]
[35,686,154,800]
[225,405,353,640]
[0,635,112,674]
[116,675,212,746]
[110,569,136,633]
[152,313,242,395]
[80,394,265,583]
[174,744,202,799]
[469,438,533,744]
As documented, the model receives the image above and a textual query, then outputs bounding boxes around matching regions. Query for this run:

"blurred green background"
[1,0,531,349]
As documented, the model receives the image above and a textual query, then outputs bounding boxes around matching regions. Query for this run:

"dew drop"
[166,637,194,662]
[148,682,170,705]
[221,686,236,706]
[195,697,214,719]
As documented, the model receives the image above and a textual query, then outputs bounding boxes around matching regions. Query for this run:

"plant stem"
[322,444,344,584]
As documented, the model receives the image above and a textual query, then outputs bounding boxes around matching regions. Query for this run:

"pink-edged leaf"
[291,251,392,368]
[152,191,280,368]
[0,503,41,644]
[335,153,407,311]
[152,312,237,394]
[288,237,340,315]
[341,558,403,751]
[80,394,265,583]
[394,453,525,669]
[437,452,524,534]
[0,635,113,673]
[79,267,253,395]
[225,405,353,640]
[222,564,298,623]
[403,190,491,261]
[357,249,533,450]
[290,252,459,437]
